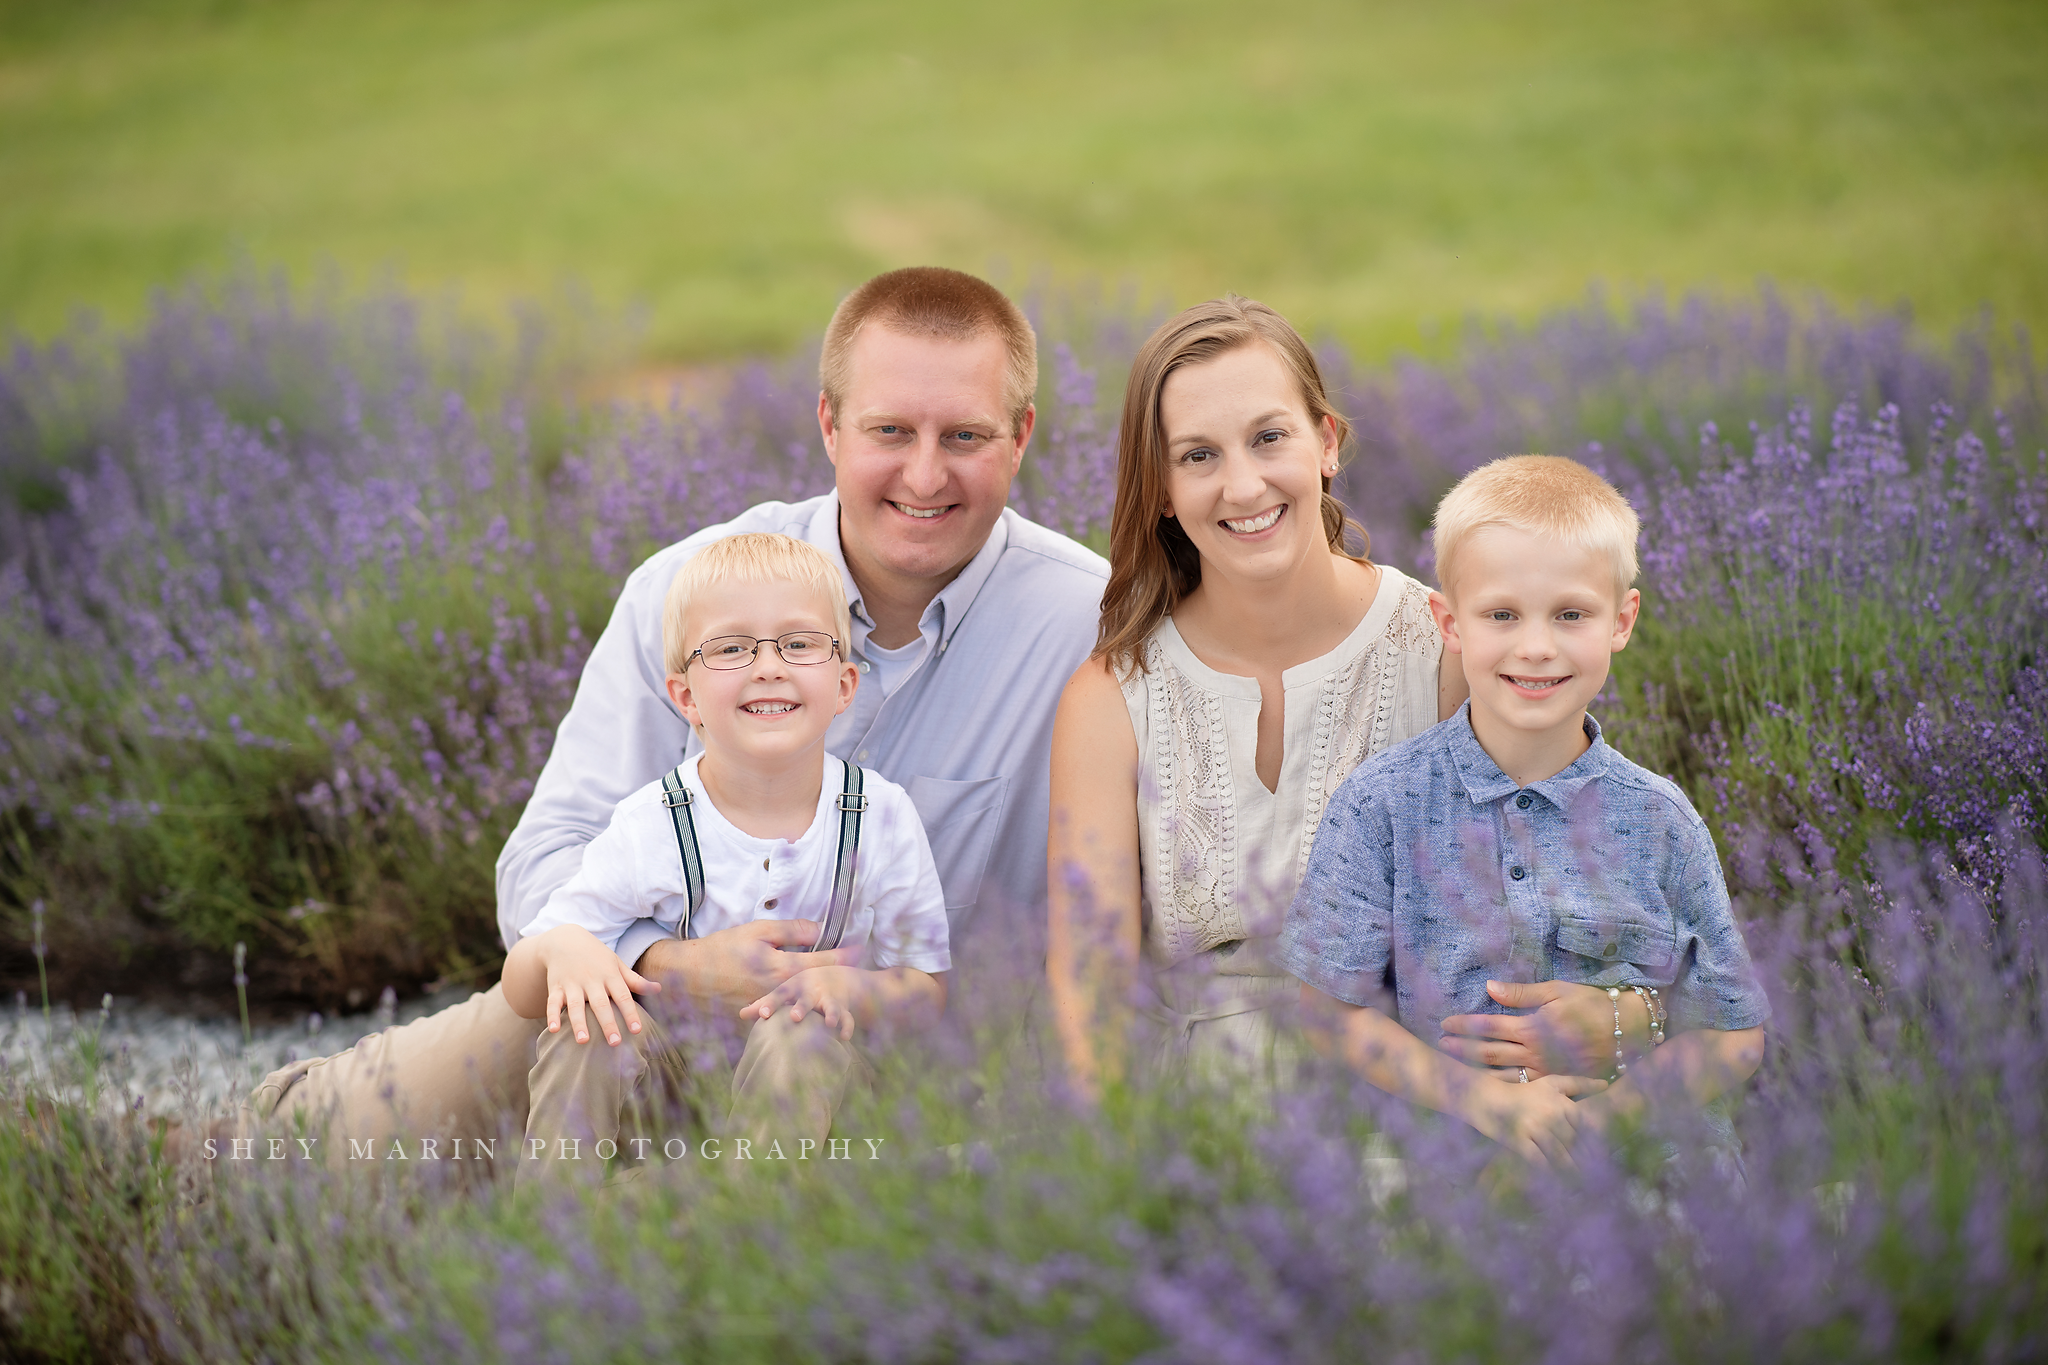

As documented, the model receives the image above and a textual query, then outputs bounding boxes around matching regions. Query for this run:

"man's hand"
[1459,1072,1610,1169]
[633,919,862,1015]
[1437,979,1647,1078]
[742,965,870,1041]
[514,924,661,1046]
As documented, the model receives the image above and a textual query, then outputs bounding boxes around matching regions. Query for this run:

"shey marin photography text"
[203,1134,890,1163]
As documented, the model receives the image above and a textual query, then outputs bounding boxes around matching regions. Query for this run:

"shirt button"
[762,858,770,871]
[858,750,870,761]
[1602,942,1619,959]
[1509,866,1527,880]
[763,898,778,910]
[1515,794,1532,810]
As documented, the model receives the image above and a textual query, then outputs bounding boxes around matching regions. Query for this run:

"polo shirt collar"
[1445,701,1612,807]
[1527,712,1614,809]
[804,492,1011,649]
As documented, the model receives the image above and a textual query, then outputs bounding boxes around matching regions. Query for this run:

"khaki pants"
[244,983,872,1186]
[243,983,542,1179]
[521,1001,876,1188]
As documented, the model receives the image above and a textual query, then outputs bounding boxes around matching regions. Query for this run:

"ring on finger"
[1518,1067,1531,1084]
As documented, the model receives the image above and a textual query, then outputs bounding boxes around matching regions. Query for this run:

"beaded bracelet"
[1630,984,1667,1049]
[1607,986,1626,1079]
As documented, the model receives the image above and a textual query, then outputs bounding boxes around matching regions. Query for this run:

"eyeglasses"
[686,631,841,671]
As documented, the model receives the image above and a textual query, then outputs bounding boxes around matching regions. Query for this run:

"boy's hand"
[1461,1072,1609,1169]
[1569,1085,1631,1135]
[536,924,661,1046]
[742,965,867,1041]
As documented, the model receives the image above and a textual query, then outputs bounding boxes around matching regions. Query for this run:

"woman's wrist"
[1631,985,1666,1054]
[1619,987,1655,1061]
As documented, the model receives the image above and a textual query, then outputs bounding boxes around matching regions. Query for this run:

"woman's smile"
[1221,505,1286,536]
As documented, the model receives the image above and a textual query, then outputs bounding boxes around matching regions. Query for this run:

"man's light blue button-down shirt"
[1277,703,1771,1042]
[496,493,1108,966]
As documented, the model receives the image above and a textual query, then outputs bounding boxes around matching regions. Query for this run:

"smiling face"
[1434,524,1641,757]
[820,325,1033,599]
[666,577,859,775]
[1157,341,1339,589]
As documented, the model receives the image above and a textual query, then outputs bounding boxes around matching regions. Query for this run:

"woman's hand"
[1460,1072,1610,1169]
[1436,979,1648,1078]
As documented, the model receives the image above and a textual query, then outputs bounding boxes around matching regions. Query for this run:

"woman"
[1047,297,1639,1096]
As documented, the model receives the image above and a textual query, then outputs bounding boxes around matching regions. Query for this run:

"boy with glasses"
[503,533,949,1182]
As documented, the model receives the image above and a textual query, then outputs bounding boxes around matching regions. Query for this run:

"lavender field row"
[0,276,2044,1361]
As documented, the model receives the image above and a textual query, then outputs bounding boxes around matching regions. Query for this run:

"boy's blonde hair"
[661,533,853,676]
[1433,455,1641,601]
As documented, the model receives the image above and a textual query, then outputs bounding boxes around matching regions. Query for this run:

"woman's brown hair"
[1094,295,1370,673]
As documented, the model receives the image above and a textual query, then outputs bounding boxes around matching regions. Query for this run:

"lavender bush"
[1325,286,2036,570]
[0,275,826,1002]
[1617,400,2047,907]
[6,276,2038,1002]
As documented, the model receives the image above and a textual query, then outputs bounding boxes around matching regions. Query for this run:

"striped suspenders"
[658,762,868,951]
[657,767,708,938]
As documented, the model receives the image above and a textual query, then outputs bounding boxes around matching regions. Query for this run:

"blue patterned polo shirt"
[1276,703,1770,1042]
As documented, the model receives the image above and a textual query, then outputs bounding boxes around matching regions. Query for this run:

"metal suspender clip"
[836,792,869,813]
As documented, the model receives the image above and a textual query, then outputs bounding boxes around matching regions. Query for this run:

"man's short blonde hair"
[661,533,853,676]
[1433,455,1641,601]
[819,267,1038,433]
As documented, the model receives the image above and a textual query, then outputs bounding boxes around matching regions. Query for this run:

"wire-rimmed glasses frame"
[685,631,843,671]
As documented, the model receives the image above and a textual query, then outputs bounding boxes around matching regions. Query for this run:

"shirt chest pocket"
[1554,913,1677,976]
[904,775,1008,917]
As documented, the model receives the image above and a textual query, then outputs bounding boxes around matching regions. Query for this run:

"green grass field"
[3,0,2044,361]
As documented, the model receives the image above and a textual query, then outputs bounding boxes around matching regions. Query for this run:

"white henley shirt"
[522,755,951,975]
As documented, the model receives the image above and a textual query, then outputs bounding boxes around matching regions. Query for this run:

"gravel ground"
[0,986,474,1119]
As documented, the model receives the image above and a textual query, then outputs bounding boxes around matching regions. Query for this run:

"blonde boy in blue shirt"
[1277,456,1769,1168]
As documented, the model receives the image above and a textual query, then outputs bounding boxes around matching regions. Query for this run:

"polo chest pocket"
[1554,914,1676,975]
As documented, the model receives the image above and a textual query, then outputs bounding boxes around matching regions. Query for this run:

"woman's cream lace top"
[1119,565,1441,966]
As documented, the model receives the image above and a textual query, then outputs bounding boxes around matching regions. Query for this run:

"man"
[244,268,1108,1166]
